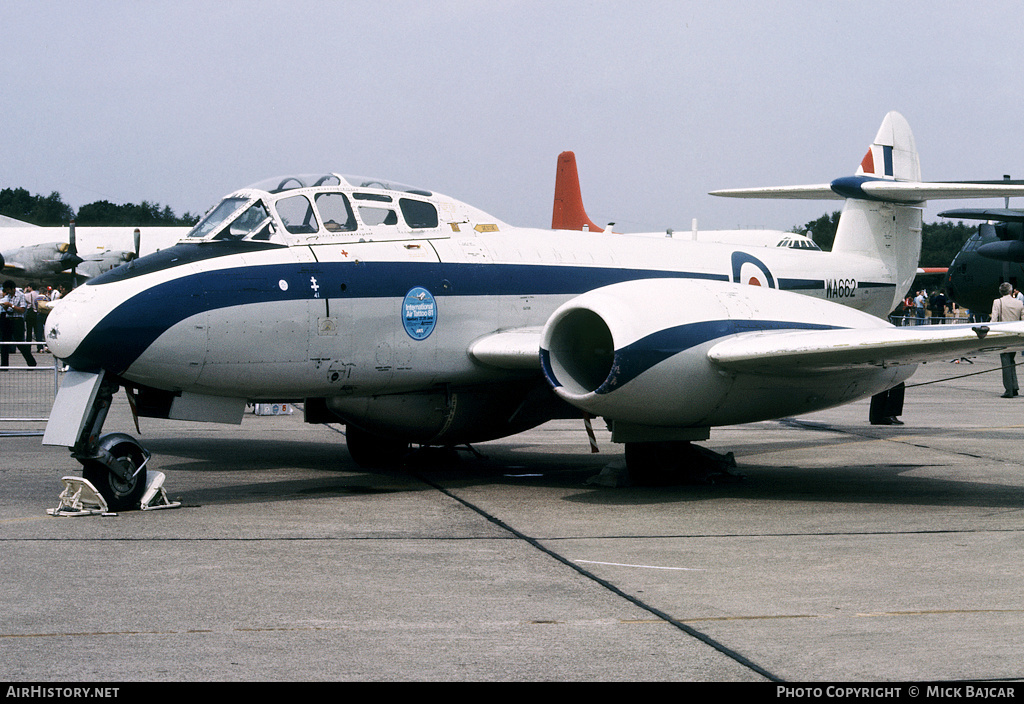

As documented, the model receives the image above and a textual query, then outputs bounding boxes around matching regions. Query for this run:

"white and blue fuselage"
[46,174,900,410]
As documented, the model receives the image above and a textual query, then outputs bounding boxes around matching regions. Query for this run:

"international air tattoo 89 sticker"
[403,286,436,340]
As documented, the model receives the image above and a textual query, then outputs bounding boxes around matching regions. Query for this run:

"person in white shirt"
[991,282,1024,397]
[0,280,37,368]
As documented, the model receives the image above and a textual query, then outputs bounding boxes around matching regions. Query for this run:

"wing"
[707,323,1024,374]
[468,327,543,370]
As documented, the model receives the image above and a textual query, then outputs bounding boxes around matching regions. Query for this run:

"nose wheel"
[79,433,150,511]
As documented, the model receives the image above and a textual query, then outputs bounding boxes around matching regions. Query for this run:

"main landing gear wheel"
[81,434,150,511]
[625,441,739,486]
[345,425,411,468]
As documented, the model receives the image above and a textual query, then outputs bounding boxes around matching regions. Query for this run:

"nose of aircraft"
[45,285,119,371]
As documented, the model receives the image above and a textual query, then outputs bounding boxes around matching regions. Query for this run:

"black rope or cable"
[905,358,1024,389]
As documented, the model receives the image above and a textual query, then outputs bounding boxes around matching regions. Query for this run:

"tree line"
[0,187,200,227]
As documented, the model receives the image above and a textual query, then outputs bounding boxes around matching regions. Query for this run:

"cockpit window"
[777,236,821,251]
[277,195,319,234]
[358,206,398,227]
[344,175,432,197]
[400,199,438,229]
[187,197,250,239]
[220,201,273,240]
[246,174,342,193]
[315,193,356,232]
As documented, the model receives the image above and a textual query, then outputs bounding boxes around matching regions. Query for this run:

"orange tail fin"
[551,151,603,231]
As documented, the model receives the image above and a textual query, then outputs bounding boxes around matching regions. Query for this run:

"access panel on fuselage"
[192,247,324,396]
[310,240,461,396]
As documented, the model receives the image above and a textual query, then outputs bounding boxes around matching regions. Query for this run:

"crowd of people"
[893,285,1024,325]
[894,288,962,324]
[0,280,71,368]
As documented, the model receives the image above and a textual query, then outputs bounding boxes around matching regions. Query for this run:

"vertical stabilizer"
[833,112,923,313]
[551,152,604,232]
[711,110,1024,315]
[856,111,920,181]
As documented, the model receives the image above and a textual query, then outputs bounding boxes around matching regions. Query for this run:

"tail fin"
[833,112,922,313]
[856,111,920,181]
[551,151,604,231]
[710,112,925,315]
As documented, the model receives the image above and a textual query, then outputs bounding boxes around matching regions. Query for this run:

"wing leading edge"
[707,322,1024,374]
[469,322,1024,376]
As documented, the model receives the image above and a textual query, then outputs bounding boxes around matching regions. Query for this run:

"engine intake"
[543,307,614,395]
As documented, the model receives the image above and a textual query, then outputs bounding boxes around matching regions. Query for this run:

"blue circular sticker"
[403,286,437,340]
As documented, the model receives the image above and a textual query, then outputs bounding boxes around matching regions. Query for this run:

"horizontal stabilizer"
[469,327,543,369]
[708,184,842,200]
[707,322,1024,374]
[939,208,1024,223]
[711,179,1024,204]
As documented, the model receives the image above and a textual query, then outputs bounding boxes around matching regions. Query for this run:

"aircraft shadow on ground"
[140,434,1024,512]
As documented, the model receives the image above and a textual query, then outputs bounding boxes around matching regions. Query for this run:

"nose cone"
[45,285,120,371]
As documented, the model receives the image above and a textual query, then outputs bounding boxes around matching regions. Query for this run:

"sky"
[3,0,1024,234]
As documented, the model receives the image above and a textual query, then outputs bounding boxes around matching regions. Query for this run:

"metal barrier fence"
[1,342,61,430]
[888,315,972,326]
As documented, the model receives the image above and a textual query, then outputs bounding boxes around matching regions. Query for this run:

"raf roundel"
[403,286,437,340]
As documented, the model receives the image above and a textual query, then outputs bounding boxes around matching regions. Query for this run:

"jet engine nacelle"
[541,279,905,429]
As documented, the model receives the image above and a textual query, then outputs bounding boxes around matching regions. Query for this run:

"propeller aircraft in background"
[0,218,189,286]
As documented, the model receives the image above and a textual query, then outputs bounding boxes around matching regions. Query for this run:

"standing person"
[929,289,948,324]
[22,284,40,349]
[914,290,927,325]
[32,286,51,352]
[0,280,37,368]
[991,282,1024,398]
[870,382,906,425]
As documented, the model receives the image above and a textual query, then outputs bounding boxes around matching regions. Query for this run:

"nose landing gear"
[51,371,151,512]
[79,432,151,511]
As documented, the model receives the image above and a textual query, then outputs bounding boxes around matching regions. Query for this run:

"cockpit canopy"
[184,173,446,244]
[776,234,822,251]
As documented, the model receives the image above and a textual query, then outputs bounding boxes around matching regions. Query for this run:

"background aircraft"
[40,112,1024,510]
[552,150,822,250]
[0,217,190,285]
[941,206,1024,314]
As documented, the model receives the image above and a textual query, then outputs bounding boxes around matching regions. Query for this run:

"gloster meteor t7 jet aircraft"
[42,112,1024,509]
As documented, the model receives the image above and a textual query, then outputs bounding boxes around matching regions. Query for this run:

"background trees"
[794,210,975,268]
[0,187,198,227]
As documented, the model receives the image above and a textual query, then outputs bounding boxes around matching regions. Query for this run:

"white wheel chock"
[47,476,115,517]
[139,471,181,511]
[48,471,181,515]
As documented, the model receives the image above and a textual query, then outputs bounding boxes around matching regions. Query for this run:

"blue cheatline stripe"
[541,319,842,395]
[65,259,869,375]
[67,261,729,373]
[601,319,841,393]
